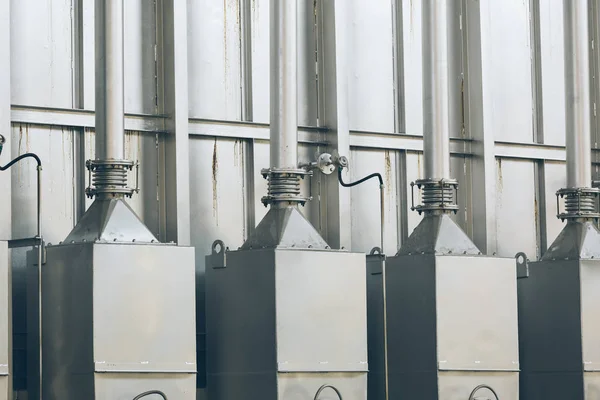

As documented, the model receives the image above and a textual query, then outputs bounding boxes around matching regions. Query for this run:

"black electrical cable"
[314,384,343,400]
[132,390,167,400]
[337,163,388,399]
[0,152,42,170]
[0,150,44,396]
[337,166,383,187]
[468,384,499,400]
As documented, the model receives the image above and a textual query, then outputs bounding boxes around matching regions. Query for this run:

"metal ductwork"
[204,1,368,399]
[366,1,519,398]
[26,1,196,399]
[518,1,600,398]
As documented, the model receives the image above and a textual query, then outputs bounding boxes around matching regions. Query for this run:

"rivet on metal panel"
[209,240,227,269]
[516,252,529,279]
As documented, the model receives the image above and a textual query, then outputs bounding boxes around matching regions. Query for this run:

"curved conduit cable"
[132,390,168,400]
[0,144,44,400]
[468,384,499,400]
[337,166,383,188]
[314,384,343,400]
[0,152,42,171]
[338,164,390,400]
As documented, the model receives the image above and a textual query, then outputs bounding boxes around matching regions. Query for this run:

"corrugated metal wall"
[2,0,598,398]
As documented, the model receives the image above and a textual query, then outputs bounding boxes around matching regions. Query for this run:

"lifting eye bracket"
[209,239,227,269]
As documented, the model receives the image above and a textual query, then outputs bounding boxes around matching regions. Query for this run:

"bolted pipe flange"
[410,178,459,215]
[85,159,137,199]
[556,187,600,221]
[260,167,311,207]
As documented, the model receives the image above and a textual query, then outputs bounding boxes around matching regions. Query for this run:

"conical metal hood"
[64,198,157,243]
[398,0,480,256]
[540,0,600,261]
[241,207,328,250]
[64,0,157,246]
[542,221,600,260]
[397,213,479,256]
[240,0,329,251]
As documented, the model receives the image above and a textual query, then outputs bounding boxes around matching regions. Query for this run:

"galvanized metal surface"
[563,0,592,189]
[0,243,9,400]
[269,0,298,171]
[36,243,196,400]
[94,0,125,162]
[4,0,600,398]
[518,259,588,399]
[206,248,367,400]
[379,254,519,399]
[422,0,452,181]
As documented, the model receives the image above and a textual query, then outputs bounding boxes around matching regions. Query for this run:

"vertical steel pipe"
[564,0,592,188]
[422,0,451,180]
[95,0,125,161]
[270,0,298,170]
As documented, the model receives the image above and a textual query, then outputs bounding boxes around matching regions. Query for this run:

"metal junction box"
[30,242,196,400]
[367,254,519,399]
[518,259,600,399]
[206,248,368,400]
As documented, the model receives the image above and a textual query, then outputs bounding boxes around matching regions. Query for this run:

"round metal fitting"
[410,178,459,214]
[316,153,336,175]
[85,159,137,199]
[556,187,600,221]
[260,167,311,206]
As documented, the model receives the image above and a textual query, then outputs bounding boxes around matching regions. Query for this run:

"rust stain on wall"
[18,125,23,156]
[212,139,219,223]
[384,150,392,196]
[497,158,503,191]
[234,140,239,167]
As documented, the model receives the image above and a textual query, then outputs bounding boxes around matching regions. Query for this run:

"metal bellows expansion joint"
[260,167,311,207]
[555,187,600,221]
[410,178,459,215]
[85,159,139,199]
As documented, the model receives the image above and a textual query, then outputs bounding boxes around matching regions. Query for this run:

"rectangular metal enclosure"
[518,259,600,399]
[34,242,196,400]
[367,254,519,399]
[206,248,368,400]
[0,242,8,400]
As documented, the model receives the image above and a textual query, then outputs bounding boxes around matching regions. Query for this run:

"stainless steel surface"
[563,0,591,189]
[462,0,497,255]
[206,248,367,400]
[5,1,600,397]
[158,0,191,246]
[94,0,125,161]
[36,242,195,400]
[63,198,157,243]
[435,256,519,371]
[366,255,385,400]
[542,220,600,260]
[438,372,518,399]
[315,0,352,249]
[36,164,42,400]
[422,0,451,181]
[17,104,600,163]
[517,258,600,398]
[398,213,480,256]
[240,207,329,250]
[377,254,519,399]
[270,0,298,171]
[0,242,9,400]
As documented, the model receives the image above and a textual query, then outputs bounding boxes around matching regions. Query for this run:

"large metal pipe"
[564,0,592,189]
[270,0,298,170]
[95,0,125,161]
[422,0,451,180]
